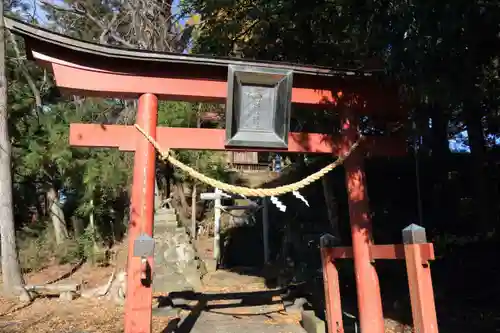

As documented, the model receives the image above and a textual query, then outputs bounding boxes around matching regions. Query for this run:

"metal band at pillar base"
[225,65,293,149]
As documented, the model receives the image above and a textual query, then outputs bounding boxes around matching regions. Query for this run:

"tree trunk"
[0,9,25,296]
[464,103,490,232]
[173,183,190,217]
[429,106,451,226]
[50,201,69,244]
[88,199,98,252]
[47,188,69,244]
[321,176,340,239]
[71,217,84,238]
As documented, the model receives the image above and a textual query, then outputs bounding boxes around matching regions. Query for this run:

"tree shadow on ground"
[218,157,500,333]
[158,289,303,333]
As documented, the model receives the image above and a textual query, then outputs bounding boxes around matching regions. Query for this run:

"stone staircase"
[153,208,206,293]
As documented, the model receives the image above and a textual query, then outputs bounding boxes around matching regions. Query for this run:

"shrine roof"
[4,16,381,82]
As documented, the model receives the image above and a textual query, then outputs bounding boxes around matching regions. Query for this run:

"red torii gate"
[6,17,438,333]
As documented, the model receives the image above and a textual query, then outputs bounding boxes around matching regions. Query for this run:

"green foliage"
[10,96,132,231]
[6,3,226,262]
[77,225,107,265]
[158,101,229,185]
[6,31,133,246]
[18,224,83,272]
[181,0,500,131]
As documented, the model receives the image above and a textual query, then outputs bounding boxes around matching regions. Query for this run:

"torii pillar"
[124,94,158,332]
[341,110,384,332]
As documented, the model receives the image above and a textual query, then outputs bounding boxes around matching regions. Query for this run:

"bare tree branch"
[40,0,135,48]
[7,31,42,111]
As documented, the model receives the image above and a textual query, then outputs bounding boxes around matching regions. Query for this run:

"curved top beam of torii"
[4,16,407,156]
[5,16,373,78]
[4,16,402,118]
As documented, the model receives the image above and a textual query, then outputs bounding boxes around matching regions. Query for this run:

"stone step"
[154,225,178,235]
[154,218,178,225]
[156,218,178,225]
[155,213,177,221]
[156,208,177,216]
[155,218,177,224]
[154,218,177,224]
[155,210,177,217]
[202,294,285,315]
[154,216,178,223]
[154,220,178,227]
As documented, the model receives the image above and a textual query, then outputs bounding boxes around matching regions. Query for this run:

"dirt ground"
[0,257,301,333]
[0,237,413,333]
[0,263,180,333]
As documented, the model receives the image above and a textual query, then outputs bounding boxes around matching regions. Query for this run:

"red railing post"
[320,234,344,333]
[403,224,439,333]
[124,93,158,333]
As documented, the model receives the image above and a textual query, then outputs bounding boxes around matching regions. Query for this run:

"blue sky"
[449,132,471,153]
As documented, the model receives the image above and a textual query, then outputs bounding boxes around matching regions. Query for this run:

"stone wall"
[153,208,206,293]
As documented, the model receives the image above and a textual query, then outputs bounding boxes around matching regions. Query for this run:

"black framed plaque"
[225,65,293,149]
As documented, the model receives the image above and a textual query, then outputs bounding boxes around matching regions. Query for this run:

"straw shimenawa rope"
[135,125,364,197]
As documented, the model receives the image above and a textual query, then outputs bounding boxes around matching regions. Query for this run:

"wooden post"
[320,234,344,333]
[341,111,385,333]
[124,93,157,333]
[214,188,221,264]
[262,197,270,265]
[403,224,439,333]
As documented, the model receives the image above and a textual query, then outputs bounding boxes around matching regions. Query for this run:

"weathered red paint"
[404,244,439,333]
[124,94,158,333]
[326,243,435,261]
[35,59,399,118]
[320,241,437,332]
[68,123,407,156]
[341,111,385,333]
[51,62,339,104]
[320,248,344,333]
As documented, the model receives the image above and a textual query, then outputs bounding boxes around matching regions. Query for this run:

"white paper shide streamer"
[292,190,309,207]
[270,196,286,212]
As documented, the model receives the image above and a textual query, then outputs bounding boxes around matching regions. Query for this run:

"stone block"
[286,297,307,316]
[203,258,217,273]
[153,215,204,294]
[156,208,177,215]
[301,310,326,333]
[183,267,203,291]
[197,259,208,277]
[175,227,188,235]
[153,271,193,293]
[163,247,180,265]
[172,232,189,245]
[152,306,181,318]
